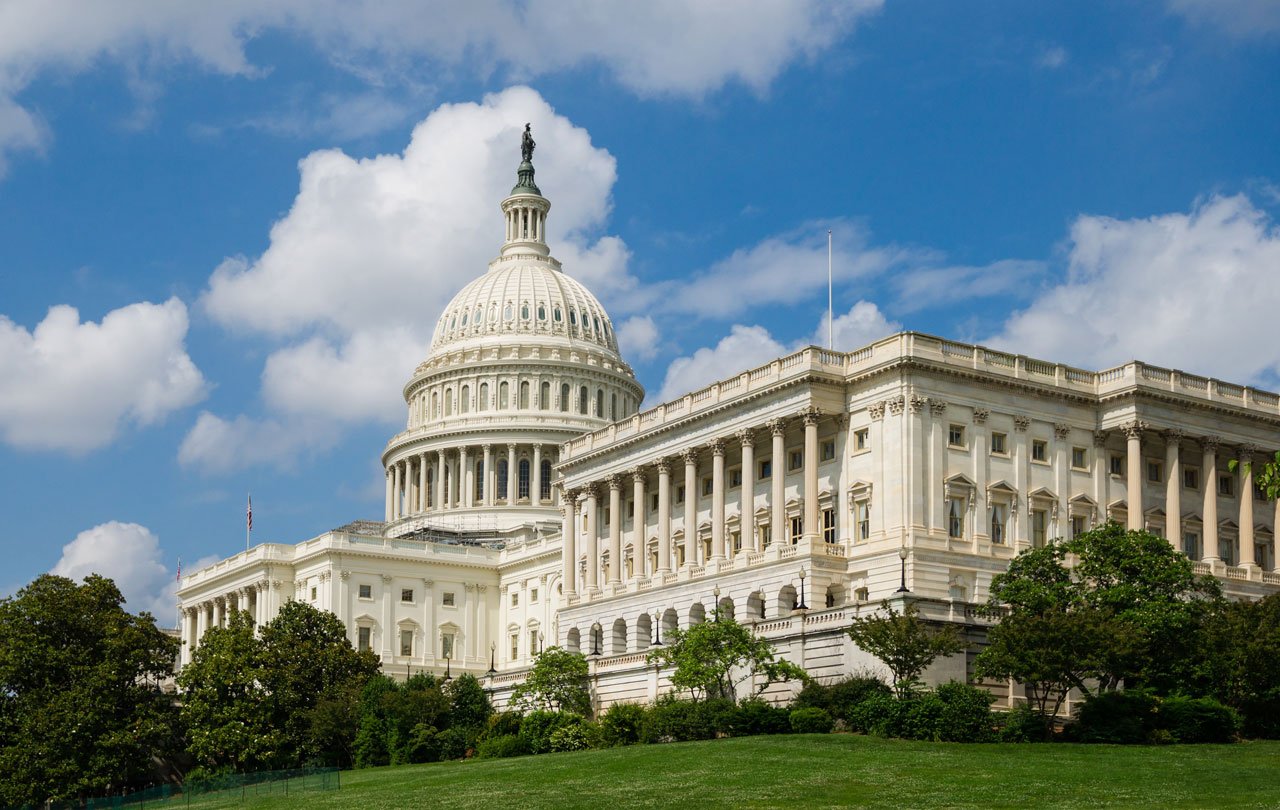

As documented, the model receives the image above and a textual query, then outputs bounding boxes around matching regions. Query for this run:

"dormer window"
[554,306,563,322]
[475,306,484,323]
[521,303,530,320]
[504,304,514,321]
[460,311,468,326]
[537,304,547,320]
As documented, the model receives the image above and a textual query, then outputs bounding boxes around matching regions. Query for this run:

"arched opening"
[431,391,439,418]
[661,608,679,638]
[499,381,510,409]
[540,460,553,501]
[460,385,470,414]
[560,383,570,412]
[777,585,798,615]
[497,460,509,501]
[595,389,604,417]
[579,386,589,415]
[717,596,735,622]
[519,381,530,409]
[610,618,627,655]
[747,591,766,620]
[518,459,531,500]
[479,382,489,411]
[566,627,581,653]
[444,388,453,416]
[611,392,618,420]
[688,602,706,627]
[825,584,845,609]
[634,613,652,651]
[540,381,550,410]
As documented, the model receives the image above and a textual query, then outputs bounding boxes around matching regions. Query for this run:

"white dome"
[428,255,622,359]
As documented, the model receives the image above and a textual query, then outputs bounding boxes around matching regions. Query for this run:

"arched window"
[475,460,484,501]
[426,468,434,508]
[560,383,570,412]
[431,391,439,418]
[499,381,509,409]
[475,306,484,324]
[540,381,550,411]
[460,385,470,414]
[569,309,578,327]
[595,389,604,418]
[444,388,453,416]
[504,304,514,321]
[460,310,468,326]
[537,304,547,321]
[520,302,530,320]
[541,460,552,501]
[497,460,509,500]
[519,381,530,409]
[553,306,562,323]
[593,316,601,334]
[479,382,489,411]
[519,459,531,500]
[449,314,456,330]
[611,393,617,420]
[579,386,589,415]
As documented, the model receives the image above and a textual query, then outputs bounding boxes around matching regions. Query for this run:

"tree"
[647,612,807,703]
[0,574,180,807]
[1193,591,1280,737]
[446,673,494,729]
[847,600,964,698]
[510,646,592,715]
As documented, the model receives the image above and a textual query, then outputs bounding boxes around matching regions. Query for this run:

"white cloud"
[815,300,901,351]
[1166,0,1280,37]
[617,316,660,361]
[891,259,1046,313]
[1036,45,1068,70]
[178,411,338,474]
[990,194,1280,383]
[0,1,881,170]
[51,522,178,619]
[0,299,206,451]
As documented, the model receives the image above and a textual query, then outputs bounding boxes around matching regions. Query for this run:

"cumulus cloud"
[51,522,178,618]
[815,300,901,350]
[617,316,660,362]
[178,411,339,474]
[0,0,881,170]
[0,299,206,451]
[890,259,1046,313]
[990,194,1280,383]
[1166,0,1280,37]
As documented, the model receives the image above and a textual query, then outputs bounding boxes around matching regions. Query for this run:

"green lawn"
[191,735,1280,809]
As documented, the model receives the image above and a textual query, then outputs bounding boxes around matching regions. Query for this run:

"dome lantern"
[500,124,550,259]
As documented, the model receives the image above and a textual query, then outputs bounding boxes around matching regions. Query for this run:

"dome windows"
[553,306,562,323]
[593,316,601,334]
[504,304,514,322]
[537,303,547,321]
[460,311,469,327]
[449,314,457,330]
[475,306,484,324]
[521,303,530,320]
[569,309,578,327]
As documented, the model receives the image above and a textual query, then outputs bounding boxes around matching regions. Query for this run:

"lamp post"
[486,640,497,678]
[538,631,545,655]
[589,621,602,657]
[796,568,809,611]
[653,607,663,646]
[896,546,910,593]
[443,652,452,683]
[713,585,721,622]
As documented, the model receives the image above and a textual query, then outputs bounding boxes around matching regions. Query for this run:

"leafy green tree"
[447,672,495,729]
[647,612,807,703]
[510,646,592,715]
[1194,591,1280,737]
[0,574,180,807]
[847,600,965,698]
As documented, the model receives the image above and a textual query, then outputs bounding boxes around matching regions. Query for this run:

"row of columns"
[180,581,275,663]
[560,409,827,597]
[385,443,557,521]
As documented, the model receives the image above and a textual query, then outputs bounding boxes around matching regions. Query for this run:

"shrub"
[849,692,903,736]
[434,726,471,760]
[640,696,734,743]
[485,710,524,740]
[1239,696,1280,739]
[520,710,582,754]
[998,705,1052,742]
[403,723,441,763]
[729,698,791,737]
[548,720,593,752]
[935,681,996,742]
[794,675,892,723]
[1159,696,1239,744]
[475,734,530,759]
[789,707,835,734]
[900,693,946,740]
[599,702,648,747]
[1070,690,1158,744]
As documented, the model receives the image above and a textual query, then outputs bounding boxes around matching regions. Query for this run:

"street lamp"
[486,640,497,677]
[653,607,663,646]
[796,568,809,611]
[589,621,602,657]
[538,631,545,655]
[713,585,721,622]
[443,652,452,683]
[896,546,910,593]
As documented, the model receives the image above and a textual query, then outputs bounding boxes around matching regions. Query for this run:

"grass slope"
[202,735,1280,809]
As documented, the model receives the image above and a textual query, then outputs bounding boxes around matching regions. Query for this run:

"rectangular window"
[400,588,414,603]
[1031,439,1047,462]
[442,592,456,606]
[758,459,772,479]
[854,428,869,451]
[731,531,742,552]
[310,586,317,601]
[510,633,519,660]
[991,504,1007,544]
[1219,475,1234,497]
[530,629,540,656]
[1183,531,1199,560]
[729,468,743,488]
[1219,537,1235,566]
[358,584,372,599]
[701,476,713,497]
[651,493,659,512]
[676,485,686,505]
[1110,454,1125,476]
[856,502,870,540]
[948,424,966,448]
[820,440,836,461]
[991,432,1007,455]
[530,587,538,603]
[822,508,836,543]
[789,515,803,543]
[1255,481,1267,501]
[1147,461,1163,483]
[442,634,454,659]
[1071,515,1086,539]
[511,592,519,607]
[1184,467,1199,490]
[759,523,772,548]
[788,450,803,471]
[358,626,371,652]
[947,498,964,539]
[1032,509,1047,548]
[1071,447,1087,470]
[399,629,413,657]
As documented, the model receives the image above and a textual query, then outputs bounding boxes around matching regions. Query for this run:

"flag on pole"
[176,558,182,583]
[247,494,253,532]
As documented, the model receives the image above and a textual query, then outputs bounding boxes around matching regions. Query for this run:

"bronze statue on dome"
[522,123,536,162]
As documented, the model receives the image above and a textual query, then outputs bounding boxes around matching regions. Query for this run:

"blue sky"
[2,0,1279,619]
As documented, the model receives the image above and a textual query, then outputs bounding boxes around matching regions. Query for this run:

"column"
[483,444,494,507]
[711,440,726,561]
[435,450,445,513]
[739,429,756,552]
[1165,430,1183,549]
[562,490,578,596]
[1202,438,1220,562]
[460,446,472,508]
[632,469,646,576]
[769,419,786,548]
[195,602,207,646]
[657,459,672,574]
[1124,421,1144,531]
[417,452,428,512]
[1240,446,1257,569]
[392,462,403,520]
[507,444,518,505]
[585,486,600,592]
[384,470,393,522]
[533,445,543,507]
[608,475,623,584]
[406,458,417,516]
[803,409,821,543]
[213,596,225,629]
[683,448,698,565]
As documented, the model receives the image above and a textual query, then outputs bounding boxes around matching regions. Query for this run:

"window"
[579,386,589,415]
[789,515,803,543]
[856,501,871,540]
[400,629,413,657]
[358,584,372,599]
[530,588,538,603]
[595,389,604,418]
[511,592,519,607]
[530,629,540,656]
[1147,461,1163,483]
[1110,454,1125,476]
[519,459,531,499]
[541,460,553,501]
[1183,531,1199,559]
[1184,467,1199,490]
[991,432,1007,455]
[499,381,509,409]
[991,504,1007,544]
[1071,447,1087,470]
[759,523,772,548]
[1256,481,1267,501]
[855,586,869,602]
[497,460,509,500]
[731,531,742,552]
[701,476,713,497]
[441,633,454,659]
[442,592,456,606]
[650,493,659,512]
[822,508,836,543]
[854,428,869,451]
[358,627,371,652]
[1032,439,1047,462]
[948,424,966,448]
[475,460,485,501]
[758,459,772,479]
[460,385,470,414]
[479,382,489,411]
[401,588,414,603]
[821,440,836,461]
[788,450,803,471]
[729,468,743,488]
[947,498,965,539]
[310,586,317,601]
[1071,515,1086,539]
[560,383,570,412]
[1031,509,1047,548]
[519,381,530,409]
[676,485,685,505]
[1219,475,1235,497]
[510,633,519,660]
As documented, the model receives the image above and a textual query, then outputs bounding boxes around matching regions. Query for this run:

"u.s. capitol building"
[178,133,1280,709]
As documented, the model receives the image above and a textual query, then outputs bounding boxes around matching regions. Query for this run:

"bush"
[520,710,582,755]
[1239,696,1280,739]
[934,681,996,742]
[1070,690,1158,744]
[998,705,1053,742]
[1159,696,1239,743]
[599,702,648,747]
[485,711,524,740]
[434,726,471,760]
[640,696,734,743]
[403,723,441,763]
[729,698,791,737]
[899,693,945,740]
[548,720,593,752]
[789,707,835,734]
[475,733,530,759]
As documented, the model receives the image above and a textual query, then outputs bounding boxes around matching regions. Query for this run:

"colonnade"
[560,409,830,597]
[179,581,274,663]
[385,443,559,521]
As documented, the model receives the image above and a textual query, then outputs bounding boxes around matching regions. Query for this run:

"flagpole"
[827,229,834,350]
[246,493,252,552]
